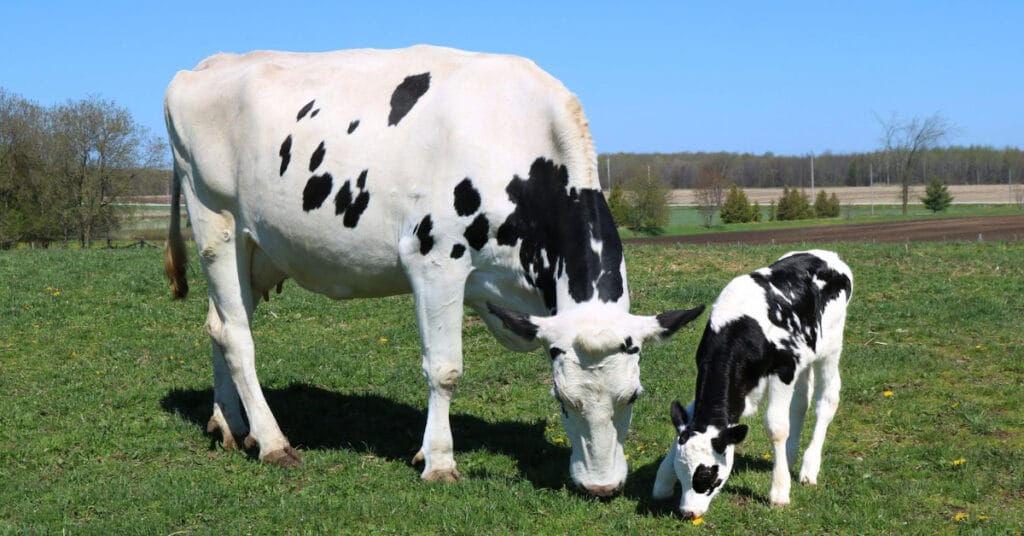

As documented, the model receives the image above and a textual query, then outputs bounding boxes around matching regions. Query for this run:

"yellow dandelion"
[53,291,61,296]
[624,454,630,461]
[379,337,388,344]
[954,512,968,522]
[977,515,990,521]
[762,453,772,460]
[553,437,565,444]
[952,457,966,466]
[692,517,704,526]
[883,390,894,397]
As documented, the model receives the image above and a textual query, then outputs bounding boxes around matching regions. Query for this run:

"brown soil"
[625,215,1024,246]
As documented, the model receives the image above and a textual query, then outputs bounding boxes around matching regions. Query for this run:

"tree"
[605,183,629,227]
[776,186,814,221]
[920,178,953,212]
[621,172,670,232]
[694,166,728,228]
[814,189,841,218]
[720,184,758,224]
[877,112,953,215]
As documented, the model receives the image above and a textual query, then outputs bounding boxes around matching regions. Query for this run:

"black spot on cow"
[309,141,326,172]
[464,214,489,251]
[450,244,466,259]
[692,464,723,496]
[333,169,371,228]
[297,100,316,121]
[279,135,292,176]
[311,109,320,118]
[388,72,430,126]
[415,215,434,255]
[302,173,333,212]
[453,178,481,216]
[549,347,565,360]
[496,157,624,312]
[347,120,360,134]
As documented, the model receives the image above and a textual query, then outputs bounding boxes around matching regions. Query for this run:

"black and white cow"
[163,45,703,496]
[652,250,852,518]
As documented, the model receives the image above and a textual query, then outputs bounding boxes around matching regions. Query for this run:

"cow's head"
[667,400,748,519]
[487,302,704,496]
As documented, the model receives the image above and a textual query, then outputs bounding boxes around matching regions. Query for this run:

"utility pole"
[869,163,874,216]
[606,156,612,190]
[810,152,815,197]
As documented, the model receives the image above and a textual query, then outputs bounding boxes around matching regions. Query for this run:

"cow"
[651,250,852,518]
[163,45,704,496]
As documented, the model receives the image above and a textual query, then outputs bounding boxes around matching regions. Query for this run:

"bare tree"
[876,112,953,215]
[694,166,728,228]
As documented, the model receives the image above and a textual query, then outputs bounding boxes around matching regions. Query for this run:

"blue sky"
[3,1,1021,156]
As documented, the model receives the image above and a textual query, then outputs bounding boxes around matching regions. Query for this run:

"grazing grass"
[1,242,1022,534]
[618,203,1023,237]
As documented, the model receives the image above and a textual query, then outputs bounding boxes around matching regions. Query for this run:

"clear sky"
[3,1,1021,156]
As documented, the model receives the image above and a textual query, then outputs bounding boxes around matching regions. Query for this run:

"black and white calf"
[163,45,703,496]
[652,250,853,518]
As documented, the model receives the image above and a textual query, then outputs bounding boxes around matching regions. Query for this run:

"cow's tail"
[164,166,189,299]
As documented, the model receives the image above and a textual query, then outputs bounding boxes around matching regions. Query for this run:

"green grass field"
[1,242,1022,534]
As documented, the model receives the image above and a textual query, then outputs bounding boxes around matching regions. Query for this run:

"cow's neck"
[690,334,762,429]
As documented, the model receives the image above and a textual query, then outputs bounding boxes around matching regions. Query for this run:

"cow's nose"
[583,483,622,497]
[680,509,704,520]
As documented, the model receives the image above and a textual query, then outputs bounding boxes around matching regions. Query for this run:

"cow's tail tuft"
[165,167,189,299]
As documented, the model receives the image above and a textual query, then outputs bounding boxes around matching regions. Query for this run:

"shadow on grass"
[625,452,774,517]
[160,383,570,491]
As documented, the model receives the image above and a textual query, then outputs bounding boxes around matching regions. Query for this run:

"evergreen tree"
[920,178,954,212]
[776,187,814,221]
[720,184,757,223]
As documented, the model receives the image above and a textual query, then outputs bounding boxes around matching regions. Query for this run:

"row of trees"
[0,88,164,248]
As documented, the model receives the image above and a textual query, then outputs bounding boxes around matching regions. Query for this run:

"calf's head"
[488,302,704,496]
[668,400,748,519]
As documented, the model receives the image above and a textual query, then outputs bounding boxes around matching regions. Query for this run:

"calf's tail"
[164,167,189,299]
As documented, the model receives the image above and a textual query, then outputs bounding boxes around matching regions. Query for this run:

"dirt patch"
[625,215,1024,246]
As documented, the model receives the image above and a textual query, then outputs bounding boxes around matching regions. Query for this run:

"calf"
[652,250,852,518]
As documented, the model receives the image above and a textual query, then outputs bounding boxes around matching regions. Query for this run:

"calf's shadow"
[160,383,569,490]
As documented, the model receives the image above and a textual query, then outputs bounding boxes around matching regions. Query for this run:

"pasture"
[1,242,1022,533]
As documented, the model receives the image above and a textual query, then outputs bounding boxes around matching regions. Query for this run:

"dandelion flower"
[883,390,894,397]
[954,512,968,521]
[553,437,565,444]
[692,517,704,526]
[762,453,772,460]
[379,337,388,344]
[953,457,966,466]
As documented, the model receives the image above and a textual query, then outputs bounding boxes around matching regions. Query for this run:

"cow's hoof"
[411,450,425,465]
[261,446,303,467]
[422,467,461,483]
[206,416,243,451]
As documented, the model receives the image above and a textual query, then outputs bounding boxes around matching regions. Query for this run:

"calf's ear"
[670,400,690,431]
[711,424,748,454]
[487,302,540,342]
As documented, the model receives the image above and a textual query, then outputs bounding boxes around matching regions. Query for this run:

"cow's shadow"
[624,452,774,516]
[160,383,570,490]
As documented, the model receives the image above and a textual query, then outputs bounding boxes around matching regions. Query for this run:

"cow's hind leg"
[399,232,471,482]
[786,367,813,471]
[195,209,299,467]
[764,377,795,507]
[799,354,841,485]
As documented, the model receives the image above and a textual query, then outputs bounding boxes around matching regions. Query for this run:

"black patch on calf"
[620,336,640,355]
[450,244,466,259]
[464,214,489,250]
[496,157,624,312]
[335,181,352,215]
[279,135,292,176]
[344,189,370,228]
[549,347,565,360]
[453,178,482,216]
[415,215,434,255]
[657,305,706,338]
[309,141,326,172]
[692,464,722,496]
[388,72,430,126]
[356,169,367,189]
[302,173,333,212]
[347,120,360,134]
[297,100,316,121]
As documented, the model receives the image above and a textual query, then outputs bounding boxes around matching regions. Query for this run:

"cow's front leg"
[765,377,795,507]
[400,231,470,482]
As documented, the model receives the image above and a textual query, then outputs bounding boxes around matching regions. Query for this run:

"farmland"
[1,239,1021,534]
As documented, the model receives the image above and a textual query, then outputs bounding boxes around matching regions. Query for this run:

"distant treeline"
[599,147,1024,190]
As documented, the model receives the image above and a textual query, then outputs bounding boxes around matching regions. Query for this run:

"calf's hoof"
[422,467,462,483]
[261,446,303,467]
[206,416,244,451]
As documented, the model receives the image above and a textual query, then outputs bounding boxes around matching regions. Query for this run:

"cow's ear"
[487,302,539,342]
[711,424,748,454]
[641,305,705,342]
[670,400,690,431]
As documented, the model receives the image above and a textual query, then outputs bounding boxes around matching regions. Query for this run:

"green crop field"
[1,242,1022,534]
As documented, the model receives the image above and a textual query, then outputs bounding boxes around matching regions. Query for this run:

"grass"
[618,203,1023,238]
[1,242,1022,534]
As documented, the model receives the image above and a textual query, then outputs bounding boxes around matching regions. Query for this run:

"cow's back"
[165,46,601,301]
